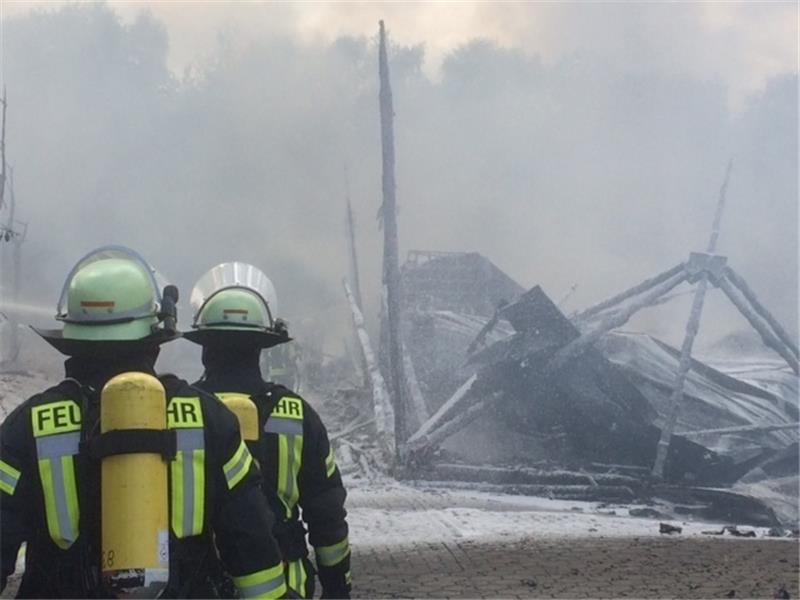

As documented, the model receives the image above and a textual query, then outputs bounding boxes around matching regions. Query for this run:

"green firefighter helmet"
[183,262,289,349]
[34,246,179,354]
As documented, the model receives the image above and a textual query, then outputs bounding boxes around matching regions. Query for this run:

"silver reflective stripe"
[50,457,76,544]
[35,432,80,458]
[317,541,350,566]
[224,447,250,484]
[182,449,194,536]
[240,574,286,598]
[176,428,204,537]
[0,470,18,490]
[176,429,204,451]
[264,418,303,436]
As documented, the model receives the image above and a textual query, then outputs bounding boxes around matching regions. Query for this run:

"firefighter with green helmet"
[185,262,351,599]
[0,246,289,598]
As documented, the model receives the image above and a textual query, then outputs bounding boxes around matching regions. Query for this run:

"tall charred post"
[0,88,6,212]
[651,160,733,478]
[378,20,409,446]
[5,168,23,362]
[345,168,364,311]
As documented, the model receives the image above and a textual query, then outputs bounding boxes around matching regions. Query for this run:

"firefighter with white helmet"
[185,262,351,599]
[0,246,288,598]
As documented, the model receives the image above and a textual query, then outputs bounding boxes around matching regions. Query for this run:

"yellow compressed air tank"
[101,372,170,598]
[216,393,259,441]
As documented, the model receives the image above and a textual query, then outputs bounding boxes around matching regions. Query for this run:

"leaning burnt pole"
[651,160,733,478]
[378,20,408,447]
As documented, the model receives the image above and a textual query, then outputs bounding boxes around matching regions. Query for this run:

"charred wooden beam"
[344,170,364,311]
[406,374,478,446]
[402,341,429,432]
[343,279,395,461]
[425,463,644,489]
[405,391,502,457]
[549,270,688,372]
[724,266,799,359]
[652,160,733,478]
[377,20,409,445]
[412,479,637,503]
[717,275,799,375]
[575,263,686,322]
[677,422,799,436]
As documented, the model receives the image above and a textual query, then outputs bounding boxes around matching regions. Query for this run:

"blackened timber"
[5,168,20,361]
[378,20,409,446]
[652,160,733,478]
[651,276,713,478]
[549,270,688,372]
[725,266,799,359]
[407,392,502,455]
[343,279,395,462]
[575,263,686,322]
[344,171,364,311]
[717,276,800,375]
[0,88,6,211]
[406,374,477,446]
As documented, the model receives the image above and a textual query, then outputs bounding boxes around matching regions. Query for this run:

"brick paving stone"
[352,536,799,599]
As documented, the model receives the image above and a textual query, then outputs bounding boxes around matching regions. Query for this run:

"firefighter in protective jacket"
[0,246,288,598]
[184,262,351,599]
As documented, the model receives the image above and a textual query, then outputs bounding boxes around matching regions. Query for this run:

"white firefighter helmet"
[183,262,289,348]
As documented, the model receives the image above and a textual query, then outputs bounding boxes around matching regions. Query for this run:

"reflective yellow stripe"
[223,439,253,490]
[300,560,308,597]
[287,562,296,593]
[325,447,336,478]
[30,400,83,549]
[192,449,205,534]
[62,455,79,541]
[276,432,303,513]
[0,459,21,496]
[33,424,81,550]
[37,454,80,550]
[276,435,291,518]
[170,452,184,536]
[317,537,350,567]
[170,427,205,538]
[233,563,287,598]
[286,560,307,596]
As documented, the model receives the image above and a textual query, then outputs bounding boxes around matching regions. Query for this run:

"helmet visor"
[56,245,166,323]
[191,262,277,326]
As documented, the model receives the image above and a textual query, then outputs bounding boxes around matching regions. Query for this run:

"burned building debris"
[335,38,798,529]
[343,247,799,527]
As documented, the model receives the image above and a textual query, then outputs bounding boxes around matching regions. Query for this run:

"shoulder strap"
[254,382,287,421]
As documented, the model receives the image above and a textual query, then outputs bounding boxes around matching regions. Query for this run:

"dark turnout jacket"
[0,357,286,598]
[195,361,350,599]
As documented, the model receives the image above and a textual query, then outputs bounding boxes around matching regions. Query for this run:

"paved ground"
[344,481,799,599]
[352,536,799,599]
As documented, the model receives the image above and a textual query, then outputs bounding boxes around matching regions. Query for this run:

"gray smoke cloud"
[0,3,796,377]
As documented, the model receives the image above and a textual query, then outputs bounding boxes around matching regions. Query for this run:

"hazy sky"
[3,1,796,110]
[0,1,797,372]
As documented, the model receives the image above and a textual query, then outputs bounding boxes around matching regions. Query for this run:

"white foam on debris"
[345,480,792,548]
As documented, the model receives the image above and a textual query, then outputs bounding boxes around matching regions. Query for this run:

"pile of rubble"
[338,250,799,527]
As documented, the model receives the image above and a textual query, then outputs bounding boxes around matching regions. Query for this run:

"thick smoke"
[0,4,796,377]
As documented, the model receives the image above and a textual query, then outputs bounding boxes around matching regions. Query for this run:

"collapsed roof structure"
[346,24,798,527]
[390,251,799,525]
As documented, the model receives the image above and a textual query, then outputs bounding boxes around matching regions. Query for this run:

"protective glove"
[318,556,351,599]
